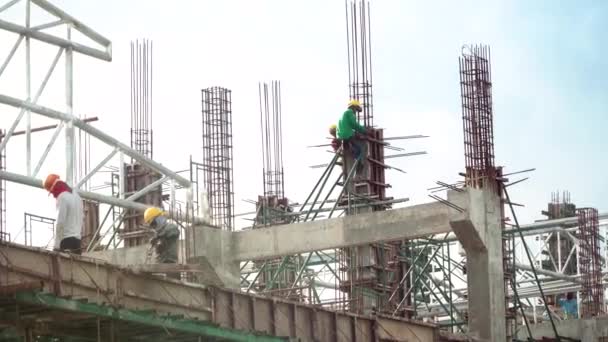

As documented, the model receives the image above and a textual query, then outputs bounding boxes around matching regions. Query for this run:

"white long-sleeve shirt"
[54,191,83,249]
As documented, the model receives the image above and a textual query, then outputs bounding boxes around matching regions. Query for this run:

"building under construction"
[0,1,606,341]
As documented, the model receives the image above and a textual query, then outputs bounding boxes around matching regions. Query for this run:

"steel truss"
[0,0,209,244]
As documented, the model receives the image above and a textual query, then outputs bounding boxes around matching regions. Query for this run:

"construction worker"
[329,124,341,152]
[143,207,180,264]
[337,100,367,168]
[43,174,83,254]
[558,292,578,319]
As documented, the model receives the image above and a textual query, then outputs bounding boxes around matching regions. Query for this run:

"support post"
[65,26,74,186]
[449,187,506,341]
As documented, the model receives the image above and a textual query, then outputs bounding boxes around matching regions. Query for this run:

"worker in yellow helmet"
[329,124,341,152]
[337,100,367,170]
[144,207,180,264]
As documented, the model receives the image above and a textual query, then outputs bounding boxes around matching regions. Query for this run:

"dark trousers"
[59,237,81,255]
[342,138,363,161]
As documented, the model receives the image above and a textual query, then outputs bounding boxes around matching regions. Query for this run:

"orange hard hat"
[43,174,61,192]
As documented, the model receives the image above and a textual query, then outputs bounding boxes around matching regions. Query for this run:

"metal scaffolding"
[23,212,54,248]
[202,87,235,231]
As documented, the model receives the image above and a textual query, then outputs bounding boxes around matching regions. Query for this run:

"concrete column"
[450,188,506,341]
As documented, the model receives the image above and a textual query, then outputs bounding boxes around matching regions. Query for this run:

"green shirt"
[337,108,366,140]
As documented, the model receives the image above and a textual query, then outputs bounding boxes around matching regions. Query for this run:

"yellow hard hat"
[348,99,362,108]
[329,124,337,130]
[144,207,164,225]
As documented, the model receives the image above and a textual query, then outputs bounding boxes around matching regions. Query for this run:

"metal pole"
[264,257,289,290]
[576,243,581,318]
[0,93,191,187]
[65,25,74,186]
[393,243,443,315]
[86,205,114,252]
[286,252,314,297]
[170,179,176,216]
[388,233,450,304]
[0,19,111,61]
[327,159,359,219]
[0,47,64,155]
[298,152,340,214]
[245,261,268,293]
[25,0,31,176]
[126,176,167,202]
[0,35,23,77]
[557,231,562,272]
[32,121,64,177]
[504,187,561,341]
[0,0,21,14]
[0,170,207,224]
[76,147,118,188]
[510,278,534,340]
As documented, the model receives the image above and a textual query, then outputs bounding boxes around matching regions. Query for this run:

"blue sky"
[0,0,605,242]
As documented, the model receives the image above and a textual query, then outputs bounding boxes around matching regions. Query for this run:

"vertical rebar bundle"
[345,0,374,127]
[201,87,235,231]
[459,45,495,189]
[123,39,160,248]
[259,81,284,199]
[577,207,604,318]
[130,39,153,159]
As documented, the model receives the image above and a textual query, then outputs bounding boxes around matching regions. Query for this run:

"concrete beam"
[231,196,466,261]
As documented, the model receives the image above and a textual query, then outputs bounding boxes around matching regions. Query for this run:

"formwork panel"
[315,310,335,341]
[252,296,274,334]
[231,291,255,331]
[212,289,232,328]
[336,314,355,342]
[294,305,314,340]
[377,316,438,341]
[275,301,294,337]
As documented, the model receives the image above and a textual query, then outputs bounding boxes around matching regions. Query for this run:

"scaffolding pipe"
[0,93,190,187]
[0,170,206,224]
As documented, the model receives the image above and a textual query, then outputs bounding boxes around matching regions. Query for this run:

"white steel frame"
[0,0,208,225]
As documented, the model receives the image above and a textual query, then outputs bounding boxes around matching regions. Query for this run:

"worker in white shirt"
[43,174,83,254]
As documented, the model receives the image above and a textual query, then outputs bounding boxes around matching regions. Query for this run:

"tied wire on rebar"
[130,39,153,160]
[259,81,285,200]
[459,44,495,190]
[201,87,235,231]
[345,0,373,127]
[577,207,604,318]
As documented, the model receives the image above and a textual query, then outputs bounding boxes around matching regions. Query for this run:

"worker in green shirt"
[337,99,367,168]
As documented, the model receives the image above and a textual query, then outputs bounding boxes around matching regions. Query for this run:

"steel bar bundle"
[201,87,235,231]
